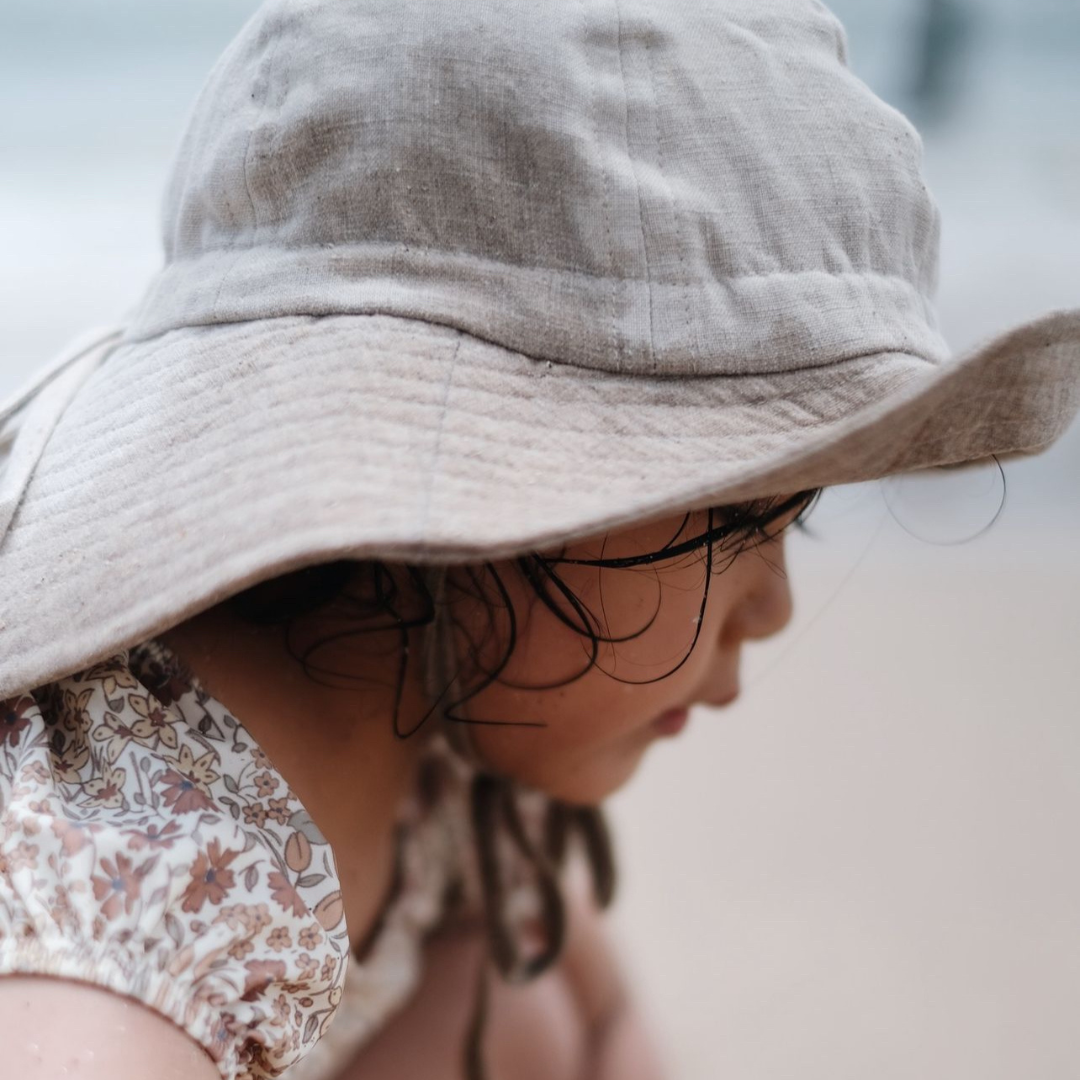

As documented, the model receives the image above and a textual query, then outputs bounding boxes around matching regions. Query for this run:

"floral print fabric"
[0,639,413,1079]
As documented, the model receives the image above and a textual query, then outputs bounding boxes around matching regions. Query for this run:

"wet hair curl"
[226,488,823,1076]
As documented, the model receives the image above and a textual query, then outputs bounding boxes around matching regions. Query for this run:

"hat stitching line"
[2,392,1057,585]
[416,336,463,537]
[26,380,842,505]
[115,309,942,382]
[578,0,619,379]
[82,326,937,453]
[17,362,942,531]
[19,415,806,521]
[612,0,656,371]
[16,382,844,527]
[643,28,698,373]
[9,409,1035,590]
[147,241,930,291]
[25,355,952,498]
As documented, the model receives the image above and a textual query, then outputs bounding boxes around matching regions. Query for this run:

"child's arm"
[0,975,219,1080]
[558,863,670,1080]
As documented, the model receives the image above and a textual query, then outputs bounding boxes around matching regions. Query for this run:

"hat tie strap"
[0,326,124,545]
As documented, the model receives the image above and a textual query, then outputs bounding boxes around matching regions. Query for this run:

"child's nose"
[722,536,795,646]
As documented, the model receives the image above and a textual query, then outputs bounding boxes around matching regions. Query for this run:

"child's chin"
[519,748,647,807]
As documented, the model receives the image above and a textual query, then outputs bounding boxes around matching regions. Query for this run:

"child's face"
[443,503,801,805]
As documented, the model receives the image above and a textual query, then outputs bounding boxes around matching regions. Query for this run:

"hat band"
[121,244,949,378]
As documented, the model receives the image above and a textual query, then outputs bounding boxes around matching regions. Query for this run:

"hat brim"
[1,307,1078,698]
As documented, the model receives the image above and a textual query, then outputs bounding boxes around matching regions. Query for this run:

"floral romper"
[0,637,548,1080]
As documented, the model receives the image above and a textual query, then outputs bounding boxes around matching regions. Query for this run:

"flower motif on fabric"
[268,870,307,919]
[156,743,220,815]
[1,696,35,748]
[0,639,351,1080]
[126,820,184,852]
[90,851,154,920]
[81,762,129,811]
[181,838,241,913]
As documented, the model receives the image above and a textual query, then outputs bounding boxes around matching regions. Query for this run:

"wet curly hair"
[226,488,824,1076]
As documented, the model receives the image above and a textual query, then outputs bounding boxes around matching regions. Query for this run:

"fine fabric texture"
[0,639,537,1080]
[1,0,1078,695]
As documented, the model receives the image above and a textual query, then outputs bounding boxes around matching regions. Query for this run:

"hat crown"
[131,0,946,375]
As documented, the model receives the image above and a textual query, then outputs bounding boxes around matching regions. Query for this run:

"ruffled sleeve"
[0,641,350,1080]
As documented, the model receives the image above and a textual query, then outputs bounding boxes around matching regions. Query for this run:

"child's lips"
[653,687,740,736]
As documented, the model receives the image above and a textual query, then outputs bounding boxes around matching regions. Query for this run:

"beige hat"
[1,0,1077,700]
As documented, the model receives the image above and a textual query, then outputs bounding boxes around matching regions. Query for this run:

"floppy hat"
[1,0,1077,701]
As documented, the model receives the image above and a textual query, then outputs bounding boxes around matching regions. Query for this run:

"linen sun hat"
[1,0,1078,701]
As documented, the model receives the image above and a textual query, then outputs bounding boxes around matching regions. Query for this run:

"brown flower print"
[91,852,146,919]
[253,771,278,798]
[82,657,140,699]
[22,762,51,786]
[250,745,273,770]
[266,926,292,952]
[48,883,80,935]
[268,871,307,919]
[49,726,90,785]
[297,924,323,951]
[126,820,184,851]
[91,710,159,764]
[295,953,320,982]
[128,693,179,751]
[50,816,99,857]
[227,938,255,962]
[0,696,35,748]
[81,762,129,811]
[5,840,39,872]
[266,798,290,827]
[272,992,291,1026]
[59,687,95,735]
[158,743,219,815]
[180,838,241,913]
[4,641,360,1080]
[214,901,273,936]
[242,958,287,1001]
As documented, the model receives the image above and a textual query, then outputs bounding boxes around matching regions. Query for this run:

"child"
[1,1,1076,1078]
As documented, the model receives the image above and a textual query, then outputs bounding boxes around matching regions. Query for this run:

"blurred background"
[1,2,1078,1077]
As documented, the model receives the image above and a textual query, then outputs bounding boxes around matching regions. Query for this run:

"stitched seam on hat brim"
[16,368,941,534]
[12,410,1060,556]
[116,310,941,381]
[416,337,462,537]
[148,246,927,291]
